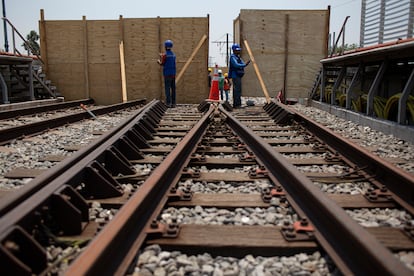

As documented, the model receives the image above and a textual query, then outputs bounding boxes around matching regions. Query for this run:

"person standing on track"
[158,39,176,107]
[223,72,231,103]
[228,43,250,108]
[218,69,225,101]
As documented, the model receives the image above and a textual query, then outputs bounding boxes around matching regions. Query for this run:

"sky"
[2,0,361,66]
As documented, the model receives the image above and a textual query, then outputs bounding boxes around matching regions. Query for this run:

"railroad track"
[1,100,413,275]
[0,98,146,145]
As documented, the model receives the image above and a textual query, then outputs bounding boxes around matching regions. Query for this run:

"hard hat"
[224,73,228,77]
[232,43,241,51]
[208,68,212,72]
[164,40,173,48]
[218,69,222,74]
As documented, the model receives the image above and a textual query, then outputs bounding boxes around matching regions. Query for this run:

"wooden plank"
[327,194,397,209]
[366,227,414,251]
[83,16,90,99]
[147,224,317,257]
[176,34,207,84]
[119,40,127,102]
[42,16,209,104]
[183,172,258,182]
[39,155,67,162]
[168,194,269,208]
[4,168,46,178]
[237,9,328,99]
[168,193,396,209]
[39,9,48,73]
[243,39,271,103]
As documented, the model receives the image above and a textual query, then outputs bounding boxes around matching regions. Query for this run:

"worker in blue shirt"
[158,40,176,107]
[228,43,250,108]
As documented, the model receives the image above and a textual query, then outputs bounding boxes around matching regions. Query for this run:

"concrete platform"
[310,100,414,144]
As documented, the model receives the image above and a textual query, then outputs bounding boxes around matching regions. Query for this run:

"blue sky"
[2,0,361,66]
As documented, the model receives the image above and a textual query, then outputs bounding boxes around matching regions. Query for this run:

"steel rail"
[0,99,94,120]
[0,99,146,145]
[219,104,412,275]
[267,100,414,214]
[0,99,153,218]
[65,105,215,275]
[0,99,164,275]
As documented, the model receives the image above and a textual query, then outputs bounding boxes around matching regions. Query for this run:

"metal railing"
[1,17,43,63]
[329,16,350,57]
[1,17,56,99]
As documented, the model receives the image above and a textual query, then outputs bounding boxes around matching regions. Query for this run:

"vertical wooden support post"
[119,15,127,102]
[157,16,163,100]
[283,14,289,101]
[39,9,48,73]
[176,34,207,84]
[207,14,210,96]
[325,6,331,57]
[119,41,127,103]
[398,67,414,124]
[82,16,90,99]
[367,60,387,116]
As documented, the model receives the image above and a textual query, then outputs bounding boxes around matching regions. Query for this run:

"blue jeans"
[220,89,229,101]
[232,77,242,107]
[164,77,176,106]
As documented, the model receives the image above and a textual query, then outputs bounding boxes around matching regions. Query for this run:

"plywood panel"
[43,21,85,63]
[236,9,328,100]
[42,15,209,105]
[47,63,86,100]
[87,20,121,64]
[88,64,122,105]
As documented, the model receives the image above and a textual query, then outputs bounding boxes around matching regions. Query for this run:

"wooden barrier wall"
[39,11,209,105]
[234,9,329,100]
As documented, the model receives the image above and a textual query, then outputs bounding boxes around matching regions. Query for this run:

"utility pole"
[226,33,229,67]
[212,33,231,67]
[2,0,8,52]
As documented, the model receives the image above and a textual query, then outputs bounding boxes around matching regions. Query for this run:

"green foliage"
[330,43,359,55]
[22,30,40,56]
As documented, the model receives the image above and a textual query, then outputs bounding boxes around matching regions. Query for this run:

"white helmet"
[218,69,222,74]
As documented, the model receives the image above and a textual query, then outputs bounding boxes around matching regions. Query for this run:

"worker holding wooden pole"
[157,39,176,107]
[228,43,251,108]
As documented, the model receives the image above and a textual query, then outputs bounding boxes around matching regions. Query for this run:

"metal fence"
[360,0,414,46]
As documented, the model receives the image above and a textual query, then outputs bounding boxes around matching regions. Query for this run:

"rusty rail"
[1,100,413,275]
[220,104,412,275]
[65,104,215,275]
[264,100,414,215]
[0,99,162,275]
[0,99,146,145]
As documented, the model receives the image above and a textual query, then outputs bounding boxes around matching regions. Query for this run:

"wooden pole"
[119,41,127,102]
[39,9,48,73]
[82,15,90,99]
[283,14,289,101]
[175,34,207,84]
[157,16,163,100]
[243,39,271,103]
[119,15,127,102]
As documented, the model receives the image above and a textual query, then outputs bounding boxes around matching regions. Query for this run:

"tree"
[22,30,40,56]
[330,43,359,55]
